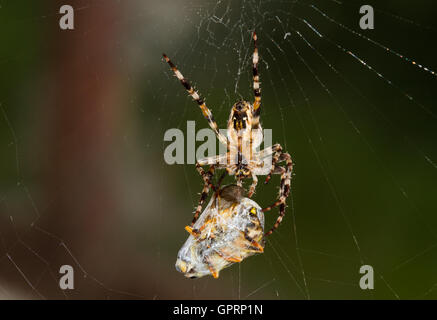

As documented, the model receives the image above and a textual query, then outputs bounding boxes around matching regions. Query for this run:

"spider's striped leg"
[262,151,292,212]
[191,154,228,226]
[213,171,228,199]
[191,163,216,226]
[247,174,258,198]
[258,144,277,158]
[252,32,261,129]
[216,171,227,188]
[162,54,227,146]
[257,143,281,173]
[263,151,293,236]
[262,165,286,212]
[264,144,282,184]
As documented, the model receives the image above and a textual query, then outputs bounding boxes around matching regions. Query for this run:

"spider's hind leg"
[264,144,283,184]
[262,150,293,236]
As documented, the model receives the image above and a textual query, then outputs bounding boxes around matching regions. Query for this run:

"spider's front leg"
[261,145,293,236]
[162,54,228,146]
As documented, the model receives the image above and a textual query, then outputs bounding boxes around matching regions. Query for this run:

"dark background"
[0,0,436,299]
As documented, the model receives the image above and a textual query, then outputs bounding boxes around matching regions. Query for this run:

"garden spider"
[163,32,293,236]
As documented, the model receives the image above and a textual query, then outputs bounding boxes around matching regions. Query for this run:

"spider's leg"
[261,166,285,212]
[263,151,293,236]
[258,144,277,158]
[251,32,261,129]
[192,163,216,226]
[162,54,227,145]
[247,174,258,198]
[262,166,286,212]
[264,144,283,184]
[216,171,228,188]
[256,144,280,172]
[191,154,230,226]
[213,170,228,199]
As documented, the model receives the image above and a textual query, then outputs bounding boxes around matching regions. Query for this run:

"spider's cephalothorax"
[163,32,293,237]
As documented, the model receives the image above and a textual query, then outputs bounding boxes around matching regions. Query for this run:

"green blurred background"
[0,0,436,299]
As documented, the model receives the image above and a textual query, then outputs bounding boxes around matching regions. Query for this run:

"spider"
[163,32,293,236]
